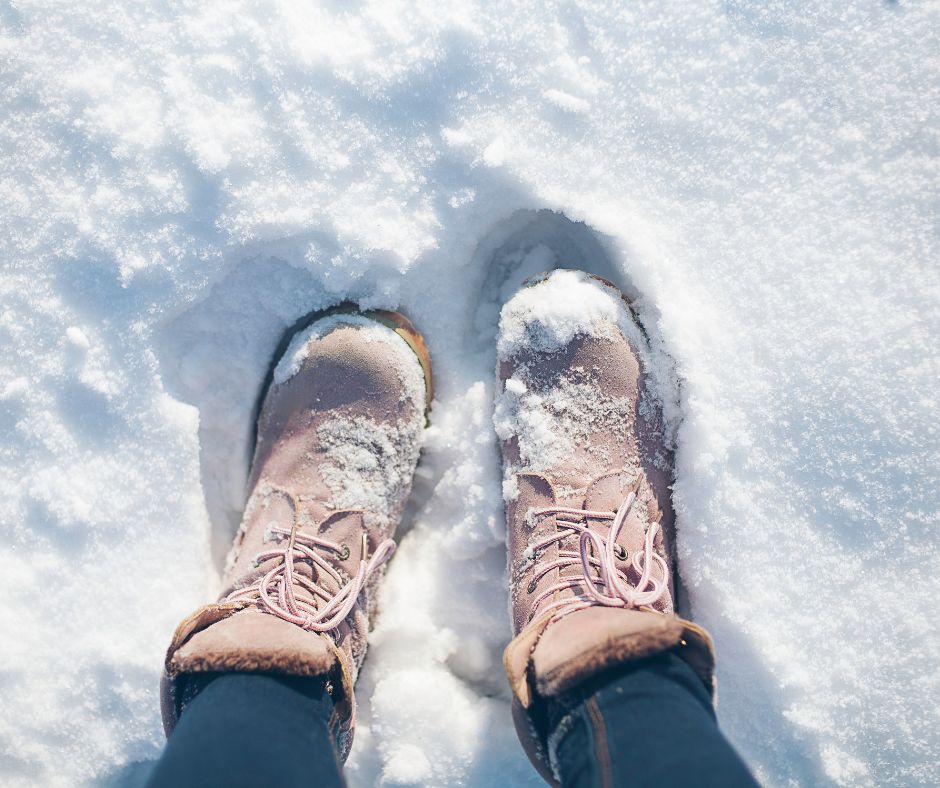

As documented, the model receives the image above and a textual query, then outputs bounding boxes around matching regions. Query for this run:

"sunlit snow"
[1,1,937,786]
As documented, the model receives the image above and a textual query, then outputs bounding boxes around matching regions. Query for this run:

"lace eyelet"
[613,544,627,561]
[527,578,538,594]
[338,544,350,561]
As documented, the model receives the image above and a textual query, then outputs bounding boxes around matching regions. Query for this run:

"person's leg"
[156,308,432,774]
[551,652,757,788]
[147,673,345,788]
[494,271,753,784]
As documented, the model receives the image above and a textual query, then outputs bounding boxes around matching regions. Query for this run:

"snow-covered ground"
[2,1,938,786]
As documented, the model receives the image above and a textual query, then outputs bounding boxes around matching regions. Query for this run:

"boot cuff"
[159,605,350,743]
[503,608,716,784]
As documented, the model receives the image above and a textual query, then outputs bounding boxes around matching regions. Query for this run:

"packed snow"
[1,1,938,787]
[495,269,624,356]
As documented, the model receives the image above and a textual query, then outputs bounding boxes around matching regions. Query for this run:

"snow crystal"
[317,416,424,516]
[494,374,634,488]
[542,89,591,115]
[65,327,90,351]
[2,1,937,786]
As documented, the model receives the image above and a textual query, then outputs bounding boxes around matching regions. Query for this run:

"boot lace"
[224,489,395,633]
[524,490,668,622]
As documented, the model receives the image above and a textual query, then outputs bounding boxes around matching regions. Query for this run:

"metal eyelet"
[527,578,538,594]
[613,543,627,561]
[338,544,350,561]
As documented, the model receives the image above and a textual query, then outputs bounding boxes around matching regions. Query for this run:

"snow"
[1,1,937,787]
[317,415,423,516]
[495,269,622,356]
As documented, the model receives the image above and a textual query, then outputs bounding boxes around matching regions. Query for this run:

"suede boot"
[160,308,431,760]
[494,270,715,784]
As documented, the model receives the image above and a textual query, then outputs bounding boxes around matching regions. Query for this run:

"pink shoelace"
[224,490,395,633]
[525,490,668,622]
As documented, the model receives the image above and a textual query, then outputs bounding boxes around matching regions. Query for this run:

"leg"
[158,309,431,765]
[147,673,345,788]
[494,270,748,782]
[552,652,757,788]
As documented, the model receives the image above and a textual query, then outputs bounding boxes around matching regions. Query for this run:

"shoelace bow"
[524,489,668,622]
[225,489,395,632]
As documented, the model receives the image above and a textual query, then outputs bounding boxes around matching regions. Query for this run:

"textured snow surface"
[495,269,623,356]
[1,1,938,786]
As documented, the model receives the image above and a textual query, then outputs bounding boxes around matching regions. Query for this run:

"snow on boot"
[494,269,715,783]
[160,308,431,760]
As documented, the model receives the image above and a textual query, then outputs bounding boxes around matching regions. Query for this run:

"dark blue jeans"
[147,653,756,787]
[550,652,757,787]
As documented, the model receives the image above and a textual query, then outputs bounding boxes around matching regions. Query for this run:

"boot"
[160,308,431,759]
[495,269,715,783]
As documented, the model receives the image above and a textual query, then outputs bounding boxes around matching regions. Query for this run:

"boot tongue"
[227,485,367,597]
[546,470,639,602]
[317,510,369,573]
[583,470,636,512]
[582,469,660,550]
[238,484,332,558]
[526,473,676,696]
